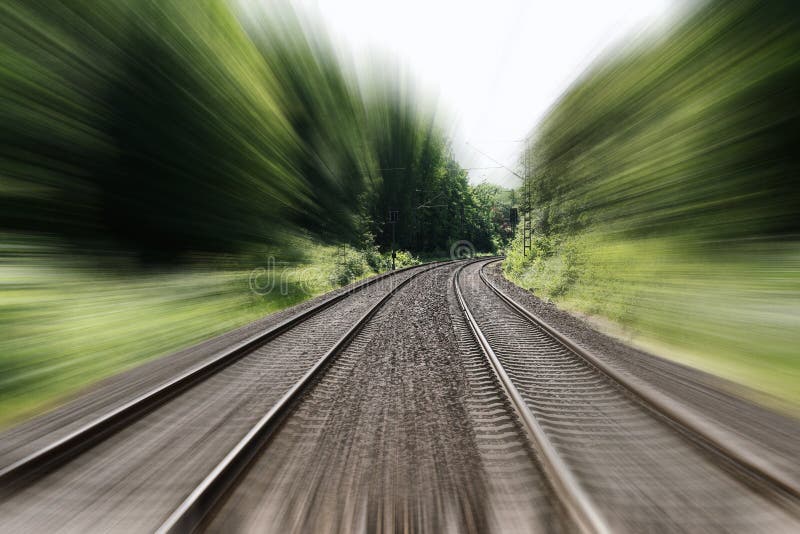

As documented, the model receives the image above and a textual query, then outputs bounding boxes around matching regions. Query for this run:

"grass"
[0,239,426,428]
[503,232,800,411]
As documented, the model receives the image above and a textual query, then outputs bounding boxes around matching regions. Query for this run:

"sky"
[291,0,678,187]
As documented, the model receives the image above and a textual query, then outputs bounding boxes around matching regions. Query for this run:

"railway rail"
[0,261,434,491]
[198,258,570,533]
[173,258,800,532]
[455,259,800,532]
[475,260,800,501]
[0,261,451,532]
[156,260,446,532]
[454,261,608,534]
[0,256,797,533]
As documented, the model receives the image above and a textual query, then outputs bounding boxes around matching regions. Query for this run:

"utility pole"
[389,209,399,270]
[523,145,533,257]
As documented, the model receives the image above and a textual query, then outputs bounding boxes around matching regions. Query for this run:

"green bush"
[333,253,372,286]
[392,250,421,268]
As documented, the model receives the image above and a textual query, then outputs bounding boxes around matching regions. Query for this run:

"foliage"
[521,0,800,241]
[0,0,513,425]
[468,183,514,252]
[0,236,364,427]
[0,0,509,261]
[392,250,421,268]
[506,0,800,406]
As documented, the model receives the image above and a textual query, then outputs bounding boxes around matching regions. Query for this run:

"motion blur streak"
[506,0,800,407]
[3,0,401,255]
[1,0,799,531]
[0,0,505,424]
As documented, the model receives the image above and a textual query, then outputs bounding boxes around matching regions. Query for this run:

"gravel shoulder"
[485,260,800,488]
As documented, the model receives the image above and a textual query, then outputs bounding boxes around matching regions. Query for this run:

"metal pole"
[523,144,532,257]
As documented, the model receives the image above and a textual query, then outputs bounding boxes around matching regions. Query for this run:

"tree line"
[517,0,800,244]
[1,0,512,264]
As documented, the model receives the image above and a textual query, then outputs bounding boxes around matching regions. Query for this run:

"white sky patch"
[262,0,678,187]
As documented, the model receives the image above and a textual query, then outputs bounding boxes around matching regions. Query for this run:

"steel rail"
[0,261,437,490]
[477,259,800,503]
[156,260,455,533]
[453,262,610,534]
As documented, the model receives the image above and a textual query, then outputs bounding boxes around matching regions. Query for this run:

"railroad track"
[454,261,607,534]
[1,257,797,533]
[454,259,800,532]
[0,261,437,489]
[187,258,800,532]
[0,260,452,532]
[200,257,569,533]
[156,260,465,532]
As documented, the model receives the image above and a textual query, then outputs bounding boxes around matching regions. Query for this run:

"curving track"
[0,257,798,533]
[201,260,568,533]
[455,259,800,533]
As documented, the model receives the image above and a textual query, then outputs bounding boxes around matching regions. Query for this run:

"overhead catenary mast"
[523,142,532,257]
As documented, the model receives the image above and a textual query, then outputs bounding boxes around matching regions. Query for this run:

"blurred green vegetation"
[0,0,507,260]
[0,235,425,427]
[505,0,800,407]
[0,0,509,425]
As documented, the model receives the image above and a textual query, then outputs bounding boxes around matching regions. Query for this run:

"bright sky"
[292,0,677,187]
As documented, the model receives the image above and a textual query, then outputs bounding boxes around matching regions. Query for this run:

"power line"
[463,166,504,171]
[465,141,523,180]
